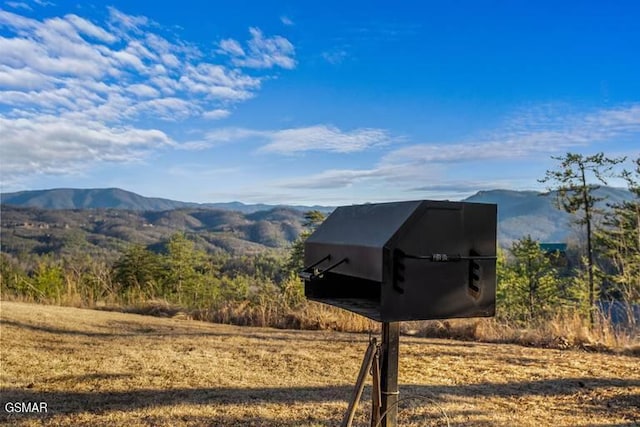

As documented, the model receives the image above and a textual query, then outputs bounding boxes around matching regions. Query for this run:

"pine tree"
[500,236,563,321]
[596,156,640,326]
[495,247,522,320]
[113,244,162,299]
[539,152,625,325]
[31,257,65,302]
[0,253,28,298]
[286,210,326,275]
[163,233,209,305]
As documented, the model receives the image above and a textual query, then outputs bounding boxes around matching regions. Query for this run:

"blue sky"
[0,0,638,205]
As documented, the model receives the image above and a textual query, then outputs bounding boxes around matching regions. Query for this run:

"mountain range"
[0,187,634,258]
[466,186,632,243]
[1,188,332,214]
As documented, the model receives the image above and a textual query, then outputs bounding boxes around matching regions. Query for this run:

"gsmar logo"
[4,401,48,413]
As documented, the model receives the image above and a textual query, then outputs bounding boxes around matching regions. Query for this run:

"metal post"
[341,338,377,427]
[380,322,400,427]
[370,347,381,427]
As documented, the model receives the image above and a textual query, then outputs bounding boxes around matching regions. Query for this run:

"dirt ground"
[1,301,638,426]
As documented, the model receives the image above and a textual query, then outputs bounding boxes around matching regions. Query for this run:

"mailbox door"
[381,202,496,321]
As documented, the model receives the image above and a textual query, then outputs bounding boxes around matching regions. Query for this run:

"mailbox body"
[303,200,497,322]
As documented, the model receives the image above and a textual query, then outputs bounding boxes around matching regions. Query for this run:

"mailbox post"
[301,199,497,426]
[380,322,400,427]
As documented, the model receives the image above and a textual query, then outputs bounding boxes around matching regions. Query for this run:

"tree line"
[1,153,638,334]
[501,153,639,327]
[2,232,295,300]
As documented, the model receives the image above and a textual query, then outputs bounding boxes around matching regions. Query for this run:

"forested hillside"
[1,186,633,247]
[1,154,638,353]
[1,206,305,259]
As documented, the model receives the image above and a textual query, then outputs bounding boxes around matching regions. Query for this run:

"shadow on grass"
[43,373,136,384]
[0,319,366,344]
[1,377,638,425]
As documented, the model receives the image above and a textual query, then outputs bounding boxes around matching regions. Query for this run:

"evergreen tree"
[499,236,563,321]
[163,233,210,305]
[31,257,65,302]
[286,210,326,275]
[113,244,162,299]
[596,156,640,325]
[567,256,594,316]
[495,247,521,320]
[0,253,28,298]
[539,152,625,325]
[513,236,562,319]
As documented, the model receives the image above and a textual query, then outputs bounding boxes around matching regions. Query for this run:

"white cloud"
[218,38,245,56]
[0,115,173,177]
[64,14,116,43]
[263,125,393,153]
[0,65,53,89]
[0,14,114,79]
[160,53,180,68]
[583,104,640,133]
[112,49,147,71]
[179,63,260,100]
[202,109,231,120]
[5,2,32,10]
[322,50,347,65]
[218,27,296,69]
[383,104,640,166]
[126,83,160,98]
[203,125,393,153]
[106,6,148,34]
[277,169,520,202]
[408,180,522,194]
[280,16,294,26]
[204,127,263,143]
[0,7,296,184]
[279,168,384,189]
[270,104,640,197]
[124,97,195,120]
[274,162,440,191]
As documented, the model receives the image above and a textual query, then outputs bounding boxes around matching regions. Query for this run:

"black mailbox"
[301,200,497,322]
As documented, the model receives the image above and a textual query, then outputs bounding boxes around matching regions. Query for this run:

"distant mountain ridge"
[1,186,634,244]
[465,187,633,242]
[0,188,333,214]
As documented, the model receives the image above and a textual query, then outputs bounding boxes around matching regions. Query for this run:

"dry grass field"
[1,301,638,427]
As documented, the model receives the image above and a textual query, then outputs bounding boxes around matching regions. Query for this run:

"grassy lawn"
[1,301,638,426]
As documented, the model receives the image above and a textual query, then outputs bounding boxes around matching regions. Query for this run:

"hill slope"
[1,301,638,426]
[0,188,199,211]
[1,188,333,214]
[1,187,634,254]
[465,187,633,243]
[0,206,305,257]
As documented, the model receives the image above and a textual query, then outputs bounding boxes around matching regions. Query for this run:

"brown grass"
[116,298,639,354]
[98,299,380,333]
[402,312,639,355]
[1,301,639,426]
[7,288,638,354]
